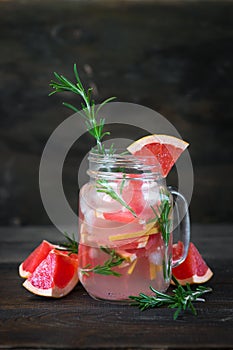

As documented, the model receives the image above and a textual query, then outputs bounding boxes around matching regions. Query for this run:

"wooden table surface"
[0,224,233,349]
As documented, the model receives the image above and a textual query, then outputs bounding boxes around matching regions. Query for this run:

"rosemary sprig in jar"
[81,246,125,277]
[147,197,172,247]
[56,232,79,255]
[96,179,137,218]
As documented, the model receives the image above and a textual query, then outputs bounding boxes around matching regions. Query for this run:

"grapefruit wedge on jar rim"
[127,134,189,177]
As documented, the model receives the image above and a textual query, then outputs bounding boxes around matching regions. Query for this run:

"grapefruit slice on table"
[127,134,189,177]
[172,241,213,285]
[19,240,55,278]
[23,249,79,298]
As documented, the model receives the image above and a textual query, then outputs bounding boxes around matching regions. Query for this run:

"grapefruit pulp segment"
[23,249,79,298]
[19,240,55,278]
[102,175,145,223]
[103,211,135,223]
[172,241,213,285]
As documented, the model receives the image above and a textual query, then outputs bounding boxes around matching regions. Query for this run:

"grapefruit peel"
[172,241,213,285]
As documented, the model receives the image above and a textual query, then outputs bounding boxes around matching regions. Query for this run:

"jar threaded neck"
[88,149,164,181]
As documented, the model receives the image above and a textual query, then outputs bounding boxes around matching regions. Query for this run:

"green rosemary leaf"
[81,246,125,277]
[149,286,173,301]
[109,143,115,155]
[148,198,171,246]
[56,232,79,254]
[101,131,111,138]
[81,102,86,111]
[130,280,212,320]
[188,300,197,316]
[49,64,115,154]
[96,96,116,115]
[62,102,79,113]
[171,275,180,286]
[96,179,137,217]
[173,306,182,320]
[87,87,93,102]
[74,63,82,86]
[53,71,63,82]
[120,173,126,195]
[48,90,58,96]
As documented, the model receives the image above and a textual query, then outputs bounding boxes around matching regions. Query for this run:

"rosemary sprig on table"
[49,63,115,154]
[96,179,137,217]
[129,276,212,320]
[81,246,125,277]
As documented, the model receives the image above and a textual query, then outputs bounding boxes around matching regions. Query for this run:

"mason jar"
[78,149,190,301]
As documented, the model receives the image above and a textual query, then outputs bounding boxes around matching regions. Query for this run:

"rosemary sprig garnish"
[129,276,212,320]
[96,179,137,217]
[49,63,116,154]
[147,198,171,246]
[81,246,125,277]
[56,232,79,255]
[147,198,172,281]
[120,173,126,195]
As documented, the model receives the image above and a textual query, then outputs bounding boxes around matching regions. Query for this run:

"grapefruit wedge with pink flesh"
[19,240,55,278]
[103,211,135,223]
[172,241,213,285]
[127,134,189,177]
[23,249,79,298]
[102,174,145,223]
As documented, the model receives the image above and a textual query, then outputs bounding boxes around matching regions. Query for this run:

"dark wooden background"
[0,0,233,226]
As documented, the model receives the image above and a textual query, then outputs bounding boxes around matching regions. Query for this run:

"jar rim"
[88,148,164,179]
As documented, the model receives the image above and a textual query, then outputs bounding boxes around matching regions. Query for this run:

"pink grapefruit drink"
[78,151,174,301]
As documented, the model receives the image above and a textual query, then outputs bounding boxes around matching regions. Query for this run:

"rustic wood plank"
[0,225,233,349]
[1,263,233,349]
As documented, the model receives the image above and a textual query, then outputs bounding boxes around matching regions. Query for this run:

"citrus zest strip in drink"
[108,222,158,242]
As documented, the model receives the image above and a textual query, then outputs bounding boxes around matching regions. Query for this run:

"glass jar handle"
[169,188,190,268]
